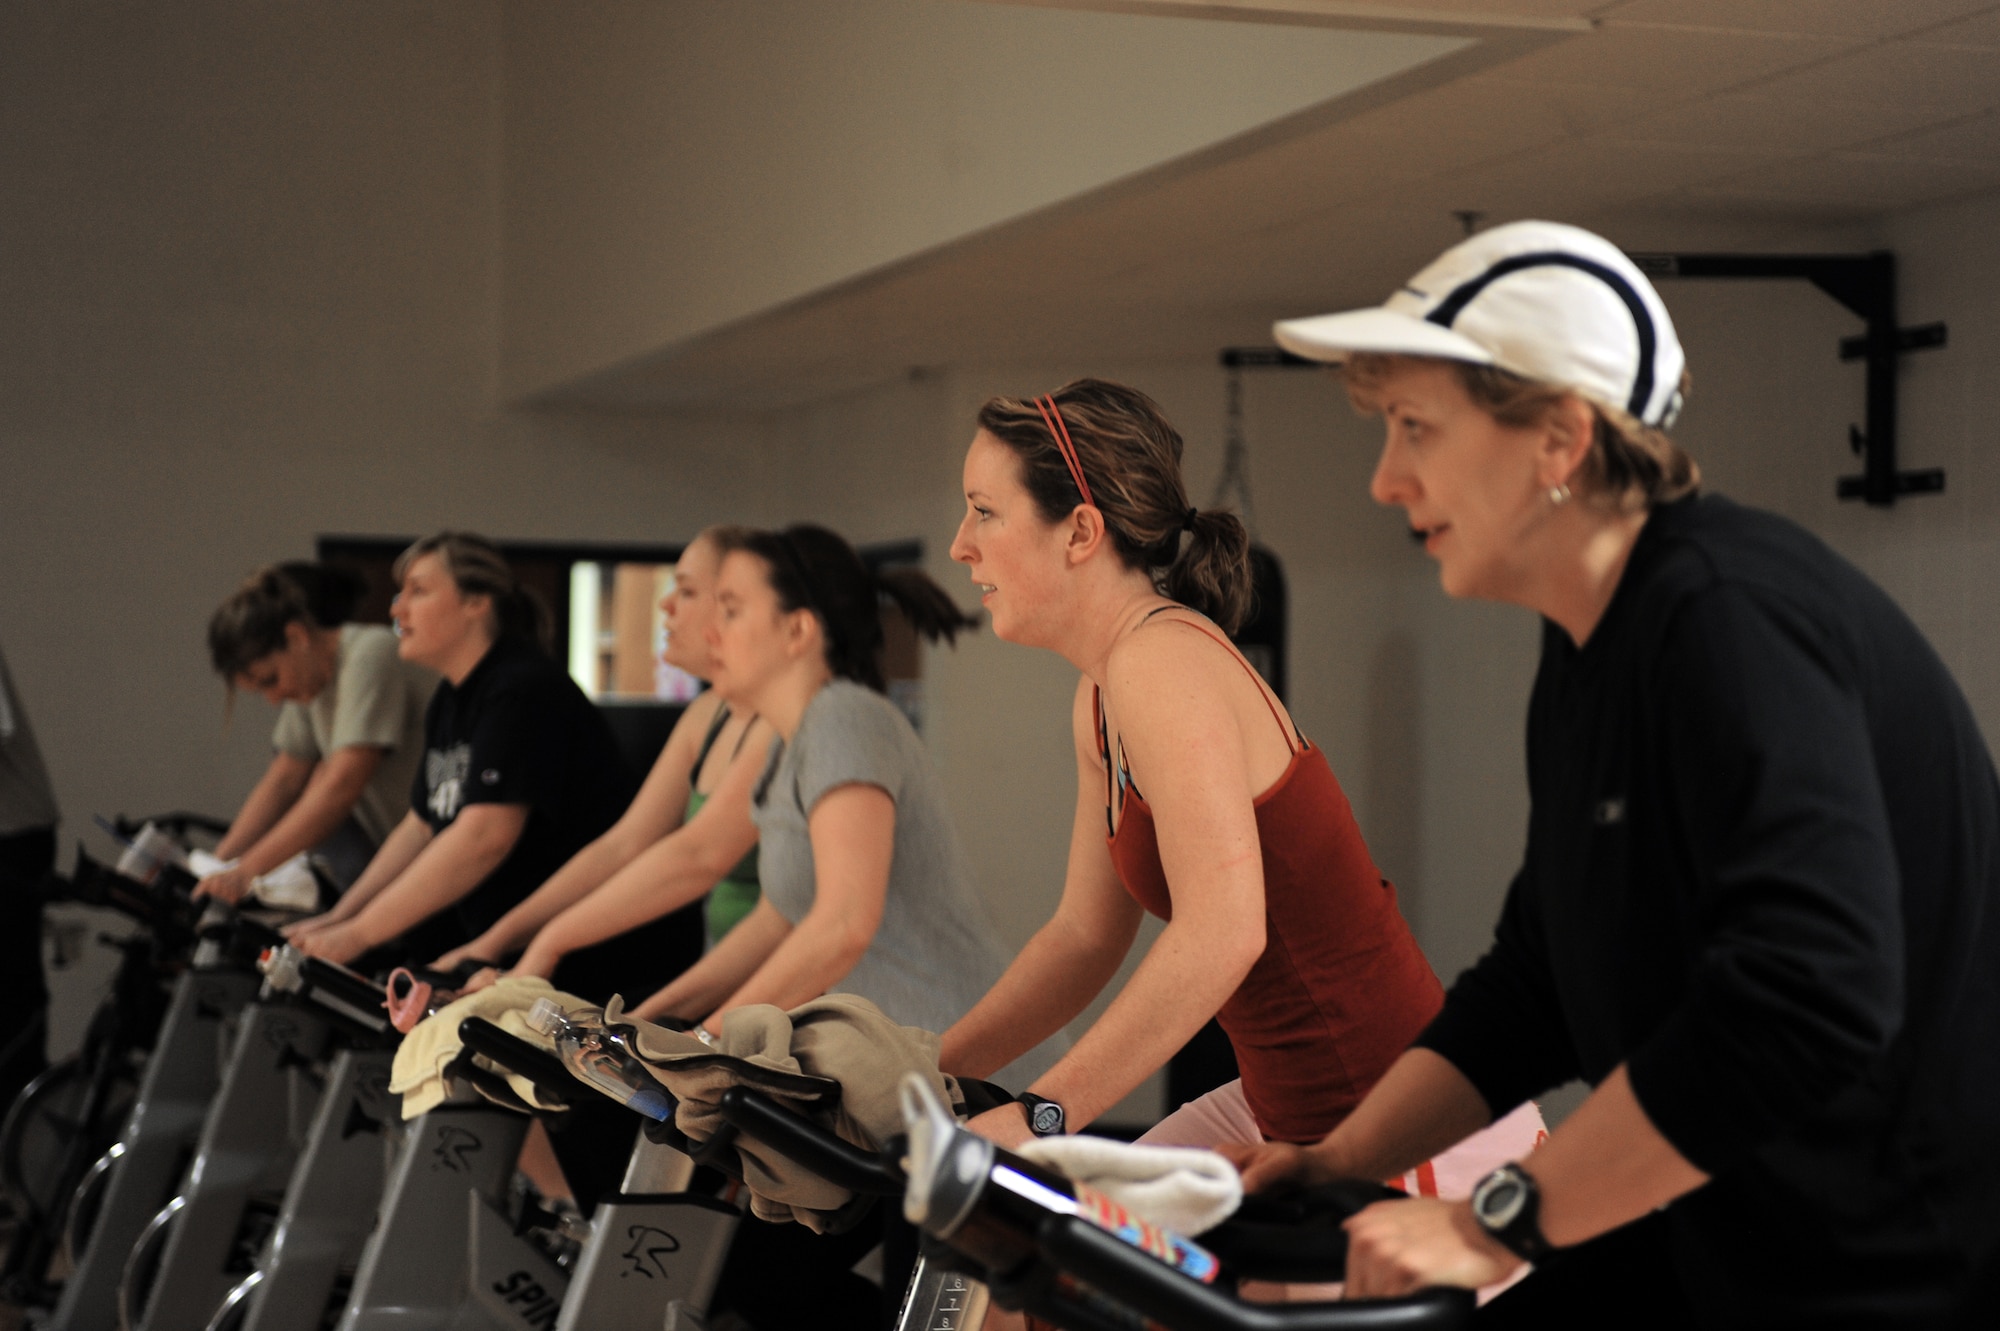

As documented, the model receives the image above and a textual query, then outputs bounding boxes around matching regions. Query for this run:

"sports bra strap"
[1093,609,1305,837]
[693,701,760,778]
[1092,683,1117,837]
[693,701,734,771]
[1145,612,1304,753]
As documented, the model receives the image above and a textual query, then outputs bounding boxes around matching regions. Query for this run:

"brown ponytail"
[208,561,364,681]
[393,532,552,652]
[715,525,978,692]
[976,379,1253,633]
[1164,508,1252,636]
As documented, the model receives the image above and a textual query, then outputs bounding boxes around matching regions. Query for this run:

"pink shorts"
[1139,1079,1546,1302]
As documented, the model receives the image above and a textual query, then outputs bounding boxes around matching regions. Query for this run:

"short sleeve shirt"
[752,680,1059,1085]
[271,624,435,844]
[413,637,637,942]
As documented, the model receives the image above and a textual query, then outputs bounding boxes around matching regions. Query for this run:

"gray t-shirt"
[753,680,1060,1087]
[271,624,436,845]
[0,643,59,837]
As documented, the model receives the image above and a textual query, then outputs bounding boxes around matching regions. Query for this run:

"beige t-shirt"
[271,624,436,844]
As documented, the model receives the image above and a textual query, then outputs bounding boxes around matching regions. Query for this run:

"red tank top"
[1099,619,1443,1143]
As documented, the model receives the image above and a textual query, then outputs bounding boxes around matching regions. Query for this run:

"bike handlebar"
[649,1077,1477,1330]
[897,1100,1476,1331]
[1196,1182,1408,1284]
[1039,1216,1473,1331]
[715,1085,904,1195]
[256,946,393,1038]
[457,1017,575,1108]
[65,851,200,940]
[226,914,287,953]
[297,954,392,1018]
[442,1051,537,1114]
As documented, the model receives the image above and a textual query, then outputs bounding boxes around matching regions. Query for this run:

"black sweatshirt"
[1418,494,2000,1327]
[414,637,636,941]
[413,638,704,1003]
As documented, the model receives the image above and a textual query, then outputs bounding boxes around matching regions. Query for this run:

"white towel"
[1017,1135,1242,1237]
[186,847,320,911]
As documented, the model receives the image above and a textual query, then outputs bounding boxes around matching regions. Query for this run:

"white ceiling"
[540,0,2000,410]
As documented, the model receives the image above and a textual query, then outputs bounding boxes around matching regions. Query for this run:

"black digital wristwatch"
[1014,1091,1066,1138]
[1469,1162,1554,1262]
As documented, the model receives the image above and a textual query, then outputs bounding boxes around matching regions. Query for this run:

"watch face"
[1475,1175,1527,1227]
[1029,1103,1063,1135]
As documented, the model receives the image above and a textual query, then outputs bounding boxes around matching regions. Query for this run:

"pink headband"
[1034,395,1093,508]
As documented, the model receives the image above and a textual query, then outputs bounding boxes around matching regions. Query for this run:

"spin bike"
[323,1004,740,1331]
[0,848,189,1310]
[41,858,287,1331]
[204,947,450,1331]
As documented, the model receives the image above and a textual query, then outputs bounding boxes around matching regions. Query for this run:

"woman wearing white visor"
[1226,221,2000,1327]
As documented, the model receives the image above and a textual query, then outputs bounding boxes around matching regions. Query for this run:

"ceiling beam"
[972,0,1596,36]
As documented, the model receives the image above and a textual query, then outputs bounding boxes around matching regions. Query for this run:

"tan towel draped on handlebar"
[607,992,971,1231]
[392,983,971,1231]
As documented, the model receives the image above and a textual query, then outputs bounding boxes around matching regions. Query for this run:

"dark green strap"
[692,699,733,772]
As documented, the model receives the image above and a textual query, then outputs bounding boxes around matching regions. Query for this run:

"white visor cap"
[1274,220,1686,429]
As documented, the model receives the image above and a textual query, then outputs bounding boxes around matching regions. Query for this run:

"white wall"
[0,2,777,861]
[497,0,1466,400]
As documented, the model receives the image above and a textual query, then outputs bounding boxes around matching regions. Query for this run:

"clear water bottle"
[524,997,676,1121]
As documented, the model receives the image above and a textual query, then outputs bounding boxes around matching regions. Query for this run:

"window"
[566,561,703,703]
[315,533,936,714]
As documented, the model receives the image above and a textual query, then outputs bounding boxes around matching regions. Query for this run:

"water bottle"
[525,997,675,1121]
[115,822,189,886]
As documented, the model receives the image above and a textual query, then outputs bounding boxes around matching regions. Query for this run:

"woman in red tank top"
[938,380,1543,1170]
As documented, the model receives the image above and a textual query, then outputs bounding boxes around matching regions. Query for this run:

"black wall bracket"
[1628,251,1947,507]
[1219,347,1320,370]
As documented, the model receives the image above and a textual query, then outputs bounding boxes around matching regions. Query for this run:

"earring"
[1548,483,1572,507]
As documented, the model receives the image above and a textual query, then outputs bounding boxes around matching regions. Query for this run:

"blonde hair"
[1343,354,1700,510]
[687,524,755,563]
